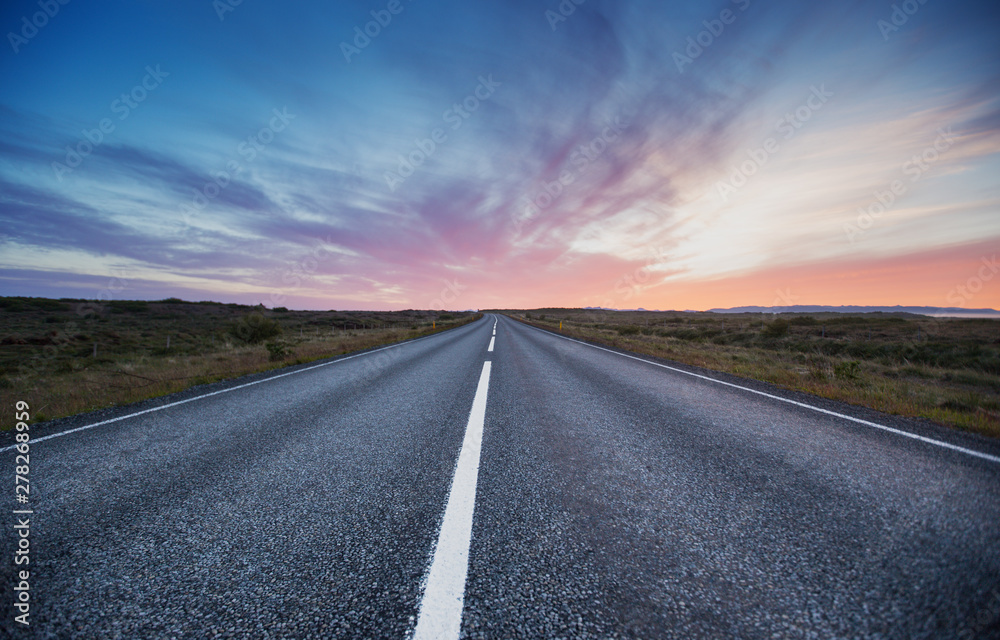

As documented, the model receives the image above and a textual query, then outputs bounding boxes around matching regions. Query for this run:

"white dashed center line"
[413,361,492,639]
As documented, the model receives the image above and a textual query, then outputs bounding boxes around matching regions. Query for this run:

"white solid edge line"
[413,361,492,640]
[0,319,484,454]
[513,318,1000,465]
[487,336,495,352]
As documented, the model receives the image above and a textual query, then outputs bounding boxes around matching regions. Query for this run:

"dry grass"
[502,309,1000,438]
[0,297,479,429]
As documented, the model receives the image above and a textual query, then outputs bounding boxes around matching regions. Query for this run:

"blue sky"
[1,0,998,310]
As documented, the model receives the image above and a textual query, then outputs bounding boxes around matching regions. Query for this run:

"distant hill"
[579,304,1000,317]
[706,305,1000,318]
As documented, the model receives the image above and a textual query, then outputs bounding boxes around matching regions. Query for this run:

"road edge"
[0,314,488,451]
[502,314,1000,465]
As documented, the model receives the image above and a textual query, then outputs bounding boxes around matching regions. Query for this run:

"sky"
[1,0,998,312]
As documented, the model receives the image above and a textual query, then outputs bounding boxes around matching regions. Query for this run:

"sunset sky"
[1,0,998,311]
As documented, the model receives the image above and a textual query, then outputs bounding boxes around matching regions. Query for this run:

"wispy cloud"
[0,0,998,309]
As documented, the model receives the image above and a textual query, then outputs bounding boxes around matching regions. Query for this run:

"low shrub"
[834,360,861,381]
[265,341,290,361]
[762,319,790,338]
[228,313,282,344]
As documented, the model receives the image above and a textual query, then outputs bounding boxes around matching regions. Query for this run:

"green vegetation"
[228,312,282,344]
[502,308,1000,438]
[0,297,479,429]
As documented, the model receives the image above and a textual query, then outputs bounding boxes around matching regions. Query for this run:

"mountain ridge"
[708,305,999,317]
[579,305,1000,317]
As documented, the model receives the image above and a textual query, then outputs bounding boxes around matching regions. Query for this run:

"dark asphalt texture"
[2,314,999,639]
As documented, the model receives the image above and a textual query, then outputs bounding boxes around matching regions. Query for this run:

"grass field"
[0,297,479,430]
[502,308,1000,438]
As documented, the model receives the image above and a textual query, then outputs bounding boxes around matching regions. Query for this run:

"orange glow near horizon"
[633,239,1000,311]
[445,238,1000,312]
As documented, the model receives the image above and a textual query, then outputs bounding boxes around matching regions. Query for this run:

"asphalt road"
[2,314,999,639]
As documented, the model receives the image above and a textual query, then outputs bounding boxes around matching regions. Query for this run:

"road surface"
[2,314,999,638]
